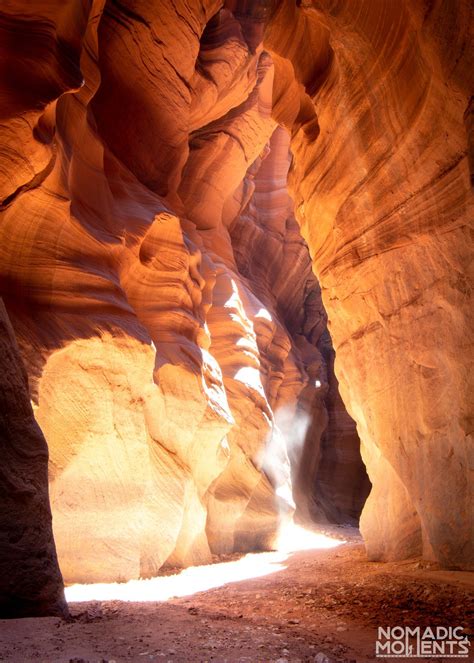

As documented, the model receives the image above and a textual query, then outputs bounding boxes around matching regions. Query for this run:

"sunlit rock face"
[266,0,473,569]
[0,0,366,590]
[229,126,370,525]
[0,0,471,605]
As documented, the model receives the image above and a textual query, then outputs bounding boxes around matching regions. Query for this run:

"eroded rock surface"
[0,0,471,603]
[267,0,473,568]
[0,300,67,618]
[0,0,355,586]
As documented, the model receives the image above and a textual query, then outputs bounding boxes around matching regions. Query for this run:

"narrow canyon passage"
[1,526,473,662]
[0,0,473,661]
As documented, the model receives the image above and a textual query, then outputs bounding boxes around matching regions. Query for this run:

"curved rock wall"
[267,0,473,568]
[0,0,367,591]
[0,0,471,610]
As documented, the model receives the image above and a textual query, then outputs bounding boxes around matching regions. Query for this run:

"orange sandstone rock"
[0,1,471,612]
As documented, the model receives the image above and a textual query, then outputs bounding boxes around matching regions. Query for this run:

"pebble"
[314,654,334,663]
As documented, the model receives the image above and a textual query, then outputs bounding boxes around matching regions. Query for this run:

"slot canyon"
[0,0,472,661]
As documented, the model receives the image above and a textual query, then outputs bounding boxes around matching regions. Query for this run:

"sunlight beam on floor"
[65,525,345,603]
[276,523,346,553]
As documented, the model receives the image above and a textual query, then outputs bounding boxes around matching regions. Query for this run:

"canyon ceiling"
[0,0,472,618]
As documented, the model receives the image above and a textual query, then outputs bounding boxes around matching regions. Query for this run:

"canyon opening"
[0,1,472,662]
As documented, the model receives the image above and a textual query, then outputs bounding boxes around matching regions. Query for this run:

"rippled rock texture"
[0,0,471,611]
[266,0,473,568]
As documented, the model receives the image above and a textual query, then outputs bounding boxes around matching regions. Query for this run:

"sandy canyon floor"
[1,527,472,663]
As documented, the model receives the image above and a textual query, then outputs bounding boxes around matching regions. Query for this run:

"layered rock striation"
[267,0,473,568]
[0,0,363,590]
[0,0,472,615]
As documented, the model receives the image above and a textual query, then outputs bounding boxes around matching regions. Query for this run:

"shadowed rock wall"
[0,300,67,618]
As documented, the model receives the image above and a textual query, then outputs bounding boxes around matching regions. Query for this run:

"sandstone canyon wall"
[0,300,67,618]
[0,0,472,615]
[266,0,473,568]
[0,0,365,591]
